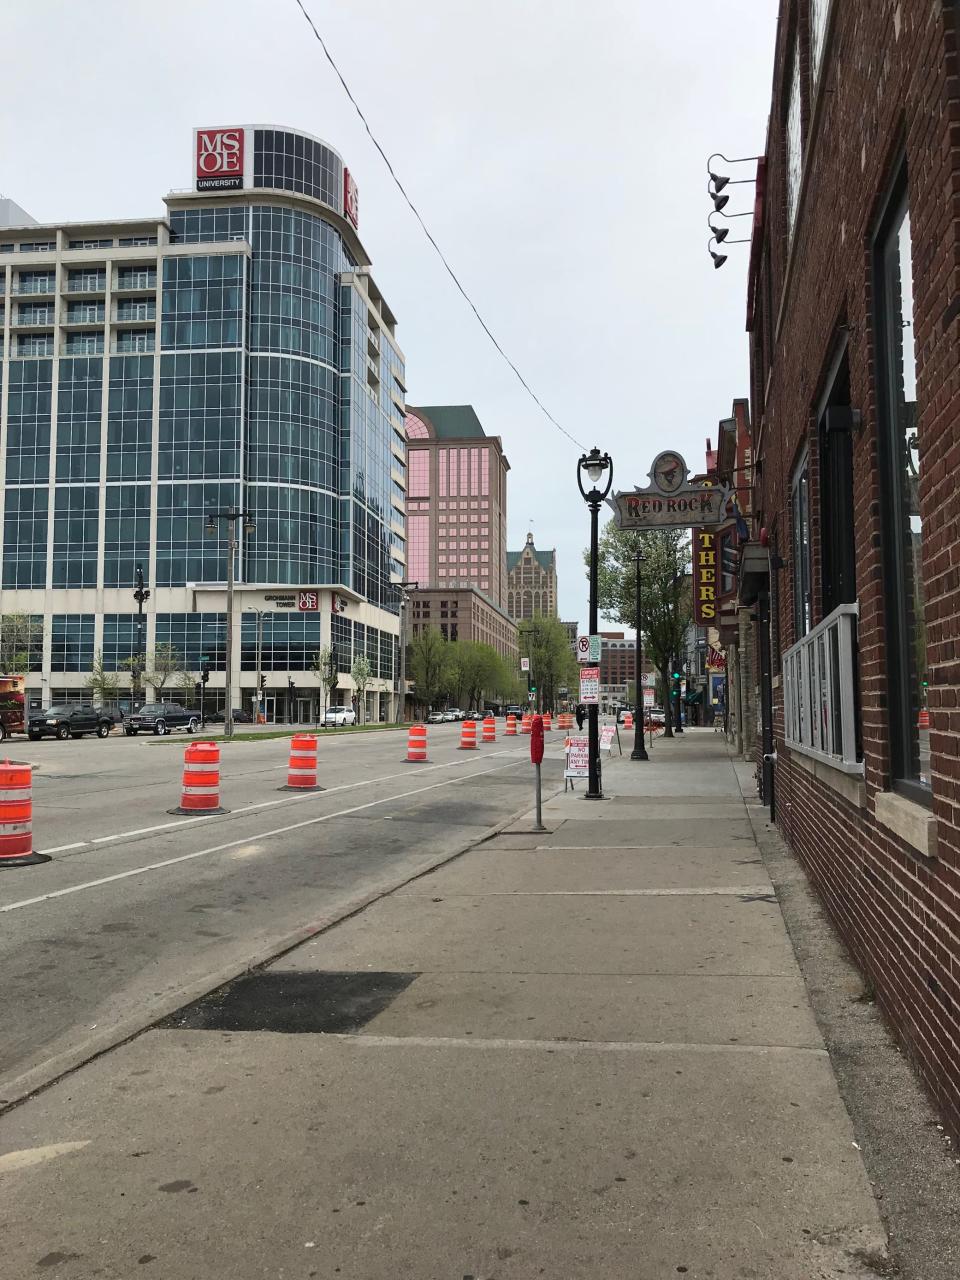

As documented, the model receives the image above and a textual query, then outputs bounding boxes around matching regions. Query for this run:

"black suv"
[28,704,115,741]
[124,702,200,736]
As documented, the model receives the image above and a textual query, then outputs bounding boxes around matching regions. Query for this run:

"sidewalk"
[0,730,890,1279]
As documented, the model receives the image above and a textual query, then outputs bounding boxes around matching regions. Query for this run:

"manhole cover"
[159,970,419,1034]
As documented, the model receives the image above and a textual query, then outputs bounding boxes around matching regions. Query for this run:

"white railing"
[782,602,862,774]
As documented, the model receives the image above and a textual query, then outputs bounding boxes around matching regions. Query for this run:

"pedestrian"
[575,703,586,730]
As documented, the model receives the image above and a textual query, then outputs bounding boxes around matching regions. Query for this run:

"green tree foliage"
[408,627,450,713]
[145,643,184,696]
[0,613,42,674]
[311,646,339,715]
[351,654,373,723]
[518,615,578,712]
[120,653,146,703]
[85,650,120,704]
[589,524,691,737]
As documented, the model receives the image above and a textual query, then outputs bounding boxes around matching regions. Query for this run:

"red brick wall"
[750,0,960,1137]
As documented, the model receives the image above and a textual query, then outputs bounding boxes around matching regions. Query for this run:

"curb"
[0,772,565,1117]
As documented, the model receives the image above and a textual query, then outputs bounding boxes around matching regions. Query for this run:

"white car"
[427,711,446,724]
[323,706,357,726]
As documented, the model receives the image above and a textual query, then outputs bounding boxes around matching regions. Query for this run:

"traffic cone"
[170,741,227,815]
[459,720,478,750]
[482,716,497,743]
[281,734,322,790]
[0,759,50,868]
[405,723,429,762]
[624,712,633,730]
[918,708,930,729]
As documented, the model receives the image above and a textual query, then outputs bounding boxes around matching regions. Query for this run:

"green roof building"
[506,532,558,621]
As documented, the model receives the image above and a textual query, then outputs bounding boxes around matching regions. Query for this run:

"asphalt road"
[0,723,564,1104]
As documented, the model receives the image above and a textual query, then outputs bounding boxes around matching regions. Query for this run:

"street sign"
[599,724,616,752]
[640,672,655,687]
[520,656,530,672]
[579,666,600,705]
[564,735,589,779]
[643,687,655,708]
[576,635,601,663]
[607,450,732,531]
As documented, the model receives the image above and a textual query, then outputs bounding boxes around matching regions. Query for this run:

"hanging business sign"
[693,528,718,622]
[608,451,731,530]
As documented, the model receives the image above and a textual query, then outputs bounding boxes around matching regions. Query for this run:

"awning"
[738,543,769,605]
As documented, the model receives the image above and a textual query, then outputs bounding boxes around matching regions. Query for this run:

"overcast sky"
[4,1,776,629]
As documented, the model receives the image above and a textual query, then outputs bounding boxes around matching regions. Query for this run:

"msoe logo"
[195,128,244,190]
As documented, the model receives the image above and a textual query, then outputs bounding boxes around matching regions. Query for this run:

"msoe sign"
[195,128,245,190]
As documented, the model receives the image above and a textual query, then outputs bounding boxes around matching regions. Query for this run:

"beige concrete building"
[409,587,517,663]
[506,532,558,620]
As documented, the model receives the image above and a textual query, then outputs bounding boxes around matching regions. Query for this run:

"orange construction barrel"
[505,714,518,736]
[482,716,497,743]
[171,741,227,815]
[283,734,321,790]
[406,723,429,763]
[0,760,50,868]
[459,720,478,750]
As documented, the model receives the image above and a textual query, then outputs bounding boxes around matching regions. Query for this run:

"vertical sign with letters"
[343,168,359,228]
[196,127,245,190]
[693,528,717,623]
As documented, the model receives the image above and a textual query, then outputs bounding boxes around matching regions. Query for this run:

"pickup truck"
[28,704,115,741]
[124,702,200,736]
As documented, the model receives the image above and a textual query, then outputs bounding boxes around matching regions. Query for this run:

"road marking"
[38,746,537,856]
[0,1142,90,1173]
[1,760,523,914]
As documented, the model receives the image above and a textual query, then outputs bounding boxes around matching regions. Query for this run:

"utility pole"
[395,580,418,723]
[577,448,614,801]
[132,564,150,709]
[246,608,264,723]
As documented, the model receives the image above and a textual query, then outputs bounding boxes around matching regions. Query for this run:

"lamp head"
[577,448,614,503]
[709,171,730,192]
[205,514,217,537]
[711,225,729,243]
[712,192,729,213]
[243,515,256,535]
[710,249,727,270]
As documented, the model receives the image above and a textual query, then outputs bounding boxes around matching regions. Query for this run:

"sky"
[3,0,776,630]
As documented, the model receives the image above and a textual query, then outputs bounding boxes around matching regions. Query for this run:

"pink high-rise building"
[404,405,509,607]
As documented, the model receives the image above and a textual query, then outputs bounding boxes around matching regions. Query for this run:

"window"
[51,615,95,672]
[785,38,802,238]
[875,173,928,797]
[810,0,830,87]
[116,329,155,353]
[68,268,106,292]
[818,350,857,614]
[791,452,811,639]
[119,236,158,247]
[69,238,113,250]
[117,267,156,290]
[16,271,55,294]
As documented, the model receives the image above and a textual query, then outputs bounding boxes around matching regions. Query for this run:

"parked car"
[442,711,458,722]
[124,702,200,736]
[205,709,254,724]
[646,707,666,725]
[616,707,636,724]
[427,710,446,724]
[504,705,524,718]
[28,704,115,741]
[446,708,465,721]
[323,706,357,726]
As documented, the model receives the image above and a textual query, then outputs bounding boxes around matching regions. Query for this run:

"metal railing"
[782,602,862,773]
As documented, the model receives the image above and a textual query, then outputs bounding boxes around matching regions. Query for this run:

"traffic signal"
[200,661,210,686]
[288,677,295,692]
[194,681,202,696]
[260,674,267,691]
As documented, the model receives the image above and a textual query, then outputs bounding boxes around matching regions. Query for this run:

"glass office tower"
[0,126,407,722]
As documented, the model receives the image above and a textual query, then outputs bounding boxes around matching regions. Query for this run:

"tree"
[175,669,199,705]
[590,523,691,738]
[408,627,449,714]
[518,615,579,712]
[351,654,373,724]
[145,643,184,696]
[311,646,339,721]
[0,613,42,674]
[85,650,119,705]
[120,653,146,705]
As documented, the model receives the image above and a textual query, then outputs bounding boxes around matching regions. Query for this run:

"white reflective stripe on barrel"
[0,821,32,834]
[0,788,33,802]
[183,762,220,774]
[181,785,221,795]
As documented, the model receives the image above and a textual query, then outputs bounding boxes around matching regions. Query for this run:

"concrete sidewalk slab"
[361,970,824,1046]
[0,1030,886,1280]
[277,892,798,977]
[528,818,756,845]
[399,845,769,892]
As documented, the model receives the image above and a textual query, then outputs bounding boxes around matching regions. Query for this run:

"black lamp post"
[132,564,150,708]
[577,447,613,800]
[631,548,649,761]
[205,507,255,740]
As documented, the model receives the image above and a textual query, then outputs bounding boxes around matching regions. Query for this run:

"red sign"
[530,715,544,764]
[196,128,244,190]
[298,590,319,612]
[343,168,359,228]
[693,527,717,623]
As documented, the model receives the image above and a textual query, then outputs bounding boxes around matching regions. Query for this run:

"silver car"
[323,706,357,726]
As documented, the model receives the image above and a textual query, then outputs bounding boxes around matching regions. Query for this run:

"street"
[0,723,559,1105]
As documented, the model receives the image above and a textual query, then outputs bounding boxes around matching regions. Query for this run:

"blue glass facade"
[0,126,405,707]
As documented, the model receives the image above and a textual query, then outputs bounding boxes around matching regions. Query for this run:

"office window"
[875,173,928,795]
[119,236,158,247]
[2,488,48,588]
[57,357,102,480]
[52,486,99,587]
[156,614,227,672]
[51,615,95,672]
[68,268,106,292]
[785,39,802,238]
[69,238,113,249]
[103,615,143,673]
[791,453,811,639]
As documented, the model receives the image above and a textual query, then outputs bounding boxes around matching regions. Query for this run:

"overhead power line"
[292,0,586,452]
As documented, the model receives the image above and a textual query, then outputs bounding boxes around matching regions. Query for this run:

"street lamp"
[206,507,255,740]
[577,447,613,800]
[631,549,649,761]
[395,580,418,723]
[132,564,150,709]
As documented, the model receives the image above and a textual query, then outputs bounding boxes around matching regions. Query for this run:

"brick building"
[506,532,558,620]
[740,0,960,1138]
[408,587,518,663]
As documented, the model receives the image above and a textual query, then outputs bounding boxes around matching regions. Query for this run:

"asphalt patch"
[158,970,419,1034]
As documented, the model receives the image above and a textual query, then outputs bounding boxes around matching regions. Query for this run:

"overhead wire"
[292,0,587,453]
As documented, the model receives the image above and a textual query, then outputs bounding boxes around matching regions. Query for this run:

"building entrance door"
[263,696,276,724]
[297,697,311,724]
